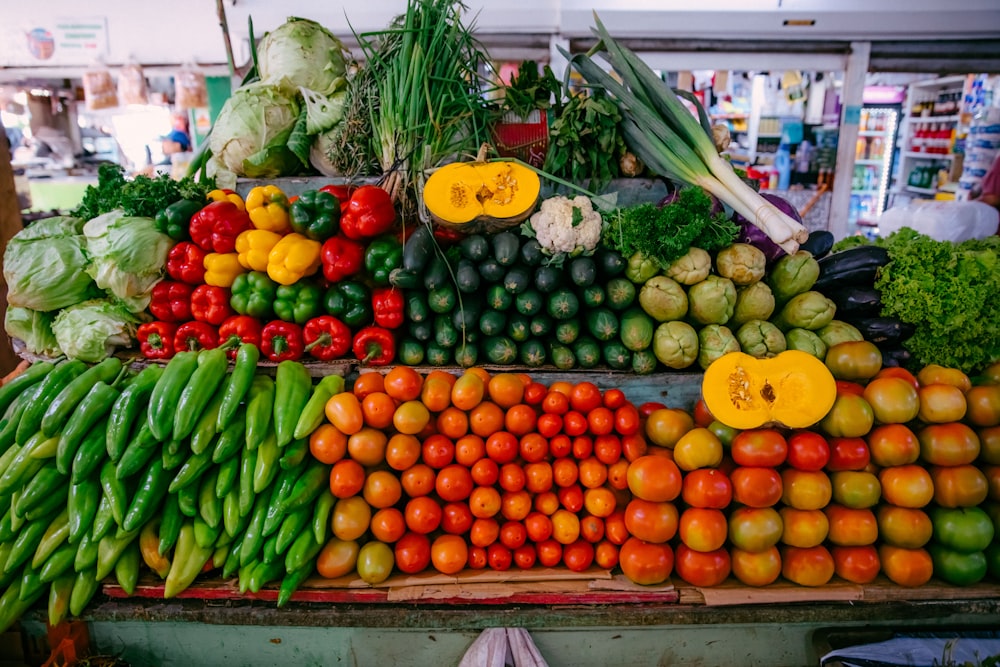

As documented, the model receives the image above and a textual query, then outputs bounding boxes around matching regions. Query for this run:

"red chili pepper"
[174,321,219,353]
[319,184,354,214]
[218,315,263,359]
[189,201,252,253]
[432,224,466,244]
[320,234,366,283]
[166,242,208,285]
[260,320,304,362]
[137,322,178,360]
[371,287,405,329]
[149,281,194,323]
[351,326,395,366]
[190,285,235,326]
[339,185,396,240]
[302,315,351,361]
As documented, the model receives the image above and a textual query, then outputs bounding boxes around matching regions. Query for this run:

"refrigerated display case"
[849,104,901,236]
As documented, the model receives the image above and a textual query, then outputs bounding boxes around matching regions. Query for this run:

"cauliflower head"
[528,195,603,255]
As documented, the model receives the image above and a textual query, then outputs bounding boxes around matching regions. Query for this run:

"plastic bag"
[82,62,118,111]
[878,199,999,242]
[458,628,549,667]
[175,63,207,110]
[118,61,149,105]
[821,636,1000,667]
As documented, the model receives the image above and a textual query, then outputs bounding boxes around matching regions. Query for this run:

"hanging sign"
[0,17,108,66]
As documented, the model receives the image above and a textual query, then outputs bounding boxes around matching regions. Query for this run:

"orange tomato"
[878,545,933,587]
[370,508,407,543]
[332,496,372,541]
[879,464,935,508]
[594,540,621,570]
[579,514,605,543]
[504,404,538,436]
[673,428,724,471]
[536,539,563,567]
[825,504,878,546]
[730,467,783,508]
[394,532,431,574]
[621,433,649,462]
[863,377,921,425]
[470,458,499,487]
[347,427,388,467]
[549,381,573,397]
[466,367,491,384]
[678,507,728,552]
[435,464,474,502]
[467,545,488,570]
[607,459,630,491]
[563,539,596,573]
[485,431,519,464]
[536,413,563,439]
[644,408,694,449]
[779,508,829,548]
[501,490,533,521]
[420,376,453,413]
[309,423,348,464]
[594,434,622,465]
[681,468,732,509]
[876,505,933,549]
[519,433,549,463]
[867,423,920,467]
[614,404,641,436]
[316,538,360,579]
[675,545,730,587]
[468,401,504,438]
[534,491,560,516]
[513,544,537,570]
[578,457,608,489]
[931,464,989,508]
[918,422,980,466]
[583,487,617,518]
[454,434,486,467]
[385,433,421,471]
[451,372,485,411]
[917,364,971,392]
[525,512,553,542]
[431,535,468,574]
[551,509,581,545]
[965,385,1000,428]
[393,400,431,435]
[405,496,443,534]
[918,384,968,423]
[604,510,629,546]
[421,433,455,469]
[781,545,834,586]
[487,373,525,408]
[549,434,572,458]
[523,382,547,406]
[352,372,384,400]
[730,546,781,587]
[624,499,678,544]
[360,391,396,429]
[329,459,365,498]
[571,435,593,460]
[469,486,502,518]
[780,469,833,511]
[563,411,588,437]
[436,406,469,440]
[441,502,474,535]
[552,458,579,488]
[619,537,673,585]
[383,366,423,402]
[400,464,436,498]
[524,461,554,494]
[499,463,526,493]
[570,381,603,413]
[363,470,402,509]
[541,390,570,415]
[626,455,682,502]
[325,393,364,435]
[832,545,881,584]
[499,521,527,549]
[587,407,615,436]
[469,517,500,547]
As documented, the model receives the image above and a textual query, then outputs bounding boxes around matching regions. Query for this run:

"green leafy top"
[73,164,215,221]
[602,186,738,269]
[501,61,564,120]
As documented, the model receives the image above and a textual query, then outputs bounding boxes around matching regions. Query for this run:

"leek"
[564,16,808,253]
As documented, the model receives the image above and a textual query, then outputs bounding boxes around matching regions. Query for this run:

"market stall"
[1,4,1000,666]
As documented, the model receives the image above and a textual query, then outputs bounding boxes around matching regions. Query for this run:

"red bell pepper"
[191,285,235,326]
[372,287,405,329]
[137,322,179,360]
[166,242,208,285]
[218,315,263,359]
[339,185,396,240]
[320,234,366,283]
[302,315,351,361]
[189,201,252,253]
[260,321,304,362]
[149,281,194,323]
[319,184,354,214]
[351,326,396,366]
[174,321,219,352]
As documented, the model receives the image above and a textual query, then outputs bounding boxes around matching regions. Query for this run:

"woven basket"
[491,109,549,169]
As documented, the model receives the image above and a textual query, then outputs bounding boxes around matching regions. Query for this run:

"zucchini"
[800,230,836,260]
[603,342,632,370]
[479,311,507,337]
[814,246,890,290]
[455,259,481,294]
[529,315,553,338]
[596,248,627,278]
[434,316,459,348]
[573,336,601,369]
[547,288,580,321]
[605,278,637,311]
[587,308,620,342]
[533,266,562,293]
[568,257,597,287]
[631,349,659,375]
[842,317,915,347]
[519,238,545,267]
[825,286,882,319]
[620,307,655,352]
[555,319,580,345]
[428,285,457,314]
[402,224,436,272]
[506,314,531,343]
[397,339,425,366]
[492,232,520,266]
[425,342,451,366]
[459,234,490,262]
[405,293,431,323]
[409,320,433,342]
[550,344,576,370]
[503,267,532,295]
[514,289,545,316]
[484,337,519,365]
[581,285,606,309]
[452,298,483,333]
[388,268,420,289]
[453,343,479,368]
[519,339,547,368]
[478,258,506,283]
[423,255,451,290]
[486,285,513,311]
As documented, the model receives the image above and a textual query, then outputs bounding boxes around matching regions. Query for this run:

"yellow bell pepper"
[207,189,246,212]
[235,229,282,272]
[267,233,322,286]
[245,185,291,233]
[203,252,247,288]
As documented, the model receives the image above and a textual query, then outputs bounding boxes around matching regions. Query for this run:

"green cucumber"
[505,314,531,343]
[396,339,425,366]
[479,311,507,337]
[587,308,620,342]
[550,344,576,370]
[581,285,606,309]
[483,337,518,365]
[533,265,562,293]
[573,336,601,369]
[428,285,457,314]
[568,257,597,287]
[603,341,632,370]
[606,278,637,311]
[492,231,520,266]
[555,319,580,345]
[514,288,544,317]
[486,285,512,311]
[503,266,532,295]
[519,238,544,266]
[455,259,481,294]
[519,339,547,368]
[547,288,579,320]
[459,234,490,262]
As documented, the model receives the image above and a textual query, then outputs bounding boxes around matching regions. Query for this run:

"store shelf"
[903,151,955,160]
[858,131,889,137]
[909,115,962,124]
[906,185,939,195]
[855,159,885,165]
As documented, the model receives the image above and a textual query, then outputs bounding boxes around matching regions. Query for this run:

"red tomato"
[638,401,668,417]
[863,377,921,424]
[965,385,1000,427]
[835,381,866,397]
[730,546,781,587]
[394,532,431,574]
[781,545,835,586]
[825,504,878,547]
[728,507,783,552]
[826,437,871,472]
[674,545,731,587]
[513,544,537,570]
[618,537,673,585]
[780,469,833,511]
[831,545,881,584]
[779,508,829,548]
[867,424,920,467]
[624,499,679,544]
[786,431,831,472]
[536,539,563,567]
[879,545,933,587]
[879,464,935,508]
[562,539,595,572]
[681,468,732,509]
[918,423,980,466]
[487,543,512,571]
[467,545,488,570]
[730,467,783,508]
[678,508,728,553]
[603,389,628,410]
[692,398,715,428]
[931,464,989,508]
[441,502,474,535]
[874,366,919,390]
[731,429,788,467]
[626,455,682,502]
[614,404,641,436]
[876,505,933,549]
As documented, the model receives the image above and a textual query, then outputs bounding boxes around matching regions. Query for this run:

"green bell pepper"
[155,199,203,242]
[273,282,323,325]
[364,236,403,286]
[289,190,340,241]
[323,281,372,328]
[230,271,277,319]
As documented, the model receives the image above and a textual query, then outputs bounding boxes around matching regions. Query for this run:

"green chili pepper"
[41,357,122,438]
[279,439,309,470]
[193,513,223,550]
[244,375,275,450]
[0,393,30,454]
[107,365,163,463]
[253,431,280,494]
[71,414,112,484]
[198,468,222,529]
[6,518,50,574]
[293,374,345,440]
[0,432,50,495]
[275,505,312,555]
[177,482,199,518]
[123,457,171,533]
[114,540,141,595]
[19,566,45,602]
[217,343,260,433]
[68,568,99,617]
[25,489,65,523]
[223,533,245,578]
[239,493,270,567]
[212,407,247,464]
[148,351,200,441]
[164,521,214,599]
[0,578,43,635]
[99,460,127,526]
[47,573,75,627]
[96,527,139,580]
[91,493,115,542]
[74,531,99,573]
[274,361,312,448]
[190,392,224,455]
[173,348,229,441]
[277,562,314,608]
[30,507,70,569]
[279,460,329,514]
[312,489,335,545]
[115,421,161,480]
[238,445,258,518]
[39,542,75,584]
[158,494,183,556]
[168,449,214,493]
[223,486,242,538]
[215,455,240,500]
[0,360,54,417]
[285,527,324,573]
[162,440,188,470]
[248,558,284,594]
[56,380,120,474]
[16,359,86,445]
[15,461,66,519]
[67,478,100,544]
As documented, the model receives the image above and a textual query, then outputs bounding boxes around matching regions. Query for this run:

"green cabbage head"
[3,216,96,311]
